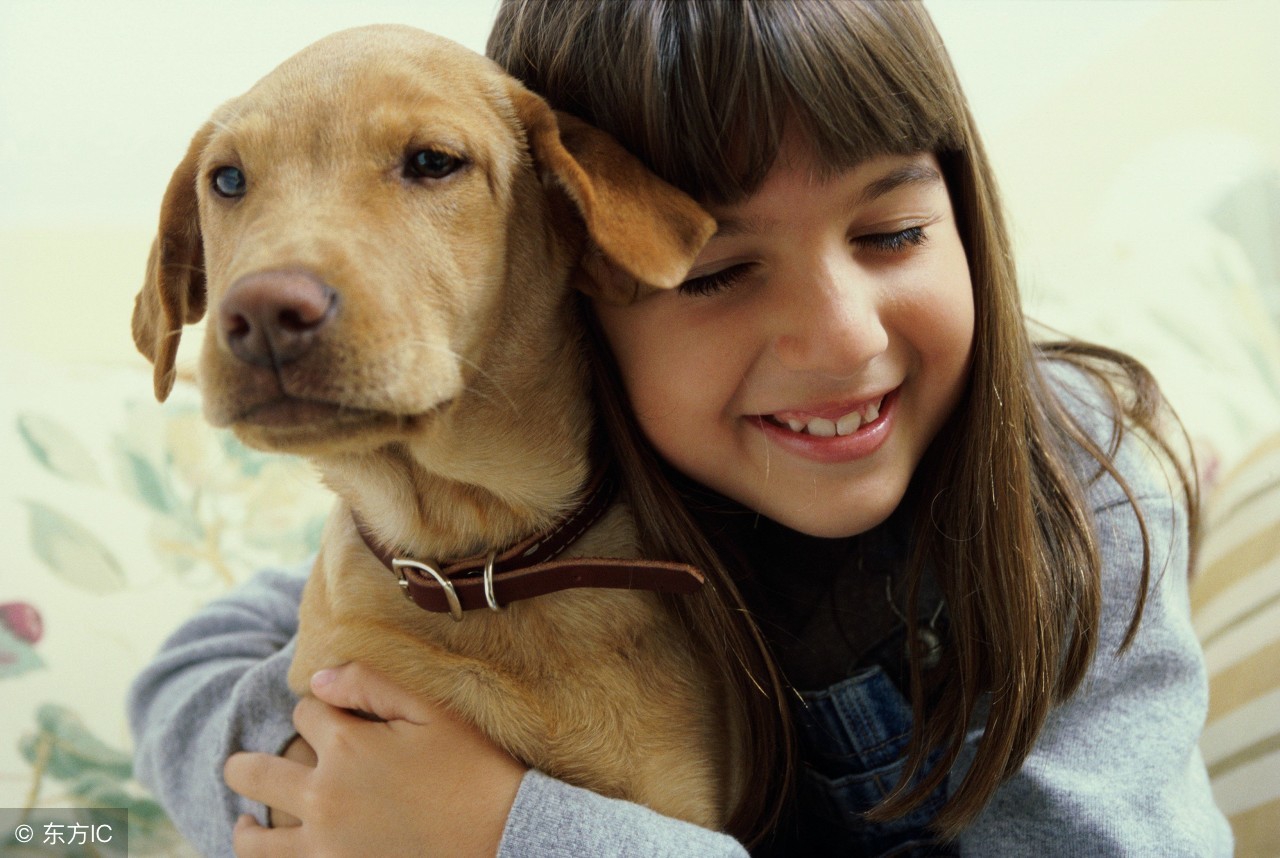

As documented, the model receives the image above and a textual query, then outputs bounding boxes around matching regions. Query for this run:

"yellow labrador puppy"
[131,25,734,829]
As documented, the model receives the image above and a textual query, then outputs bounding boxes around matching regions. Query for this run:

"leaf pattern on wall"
[14,395,328,595]
[22,501,128,595]
[116,447,179,515]
[16,413,103,485]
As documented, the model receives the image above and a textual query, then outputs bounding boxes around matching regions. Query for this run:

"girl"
[129,2,1232,855]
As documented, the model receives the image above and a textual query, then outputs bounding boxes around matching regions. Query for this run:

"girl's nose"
[770,254,889,374]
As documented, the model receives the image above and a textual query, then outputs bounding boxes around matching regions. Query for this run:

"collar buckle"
[392,558,463,621]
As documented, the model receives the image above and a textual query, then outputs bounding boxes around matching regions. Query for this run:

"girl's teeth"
[835,412,862,436]
[807,417,837,438]
[777,396,885,437]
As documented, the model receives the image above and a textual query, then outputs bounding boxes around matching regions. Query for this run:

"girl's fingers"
[289,693,372,752]
[309,662,433,724]
[223,751,309,820]
[232,813,304,858]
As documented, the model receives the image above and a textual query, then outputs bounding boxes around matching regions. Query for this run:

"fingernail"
[311,668,336,688]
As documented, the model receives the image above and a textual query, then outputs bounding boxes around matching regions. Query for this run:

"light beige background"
[2,1,1277,369]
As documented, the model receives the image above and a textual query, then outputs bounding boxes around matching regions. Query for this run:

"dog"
[130,24,736,830]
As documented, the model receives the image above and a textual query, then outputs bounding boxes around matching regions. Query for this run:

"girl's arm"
[129,568,747,857]
[127,567,306,858]
[958,378,1233,855]
[503,771,750,857]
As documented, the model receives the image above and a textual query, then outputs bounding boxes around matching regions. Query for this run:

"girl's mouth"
[763,391,891,438]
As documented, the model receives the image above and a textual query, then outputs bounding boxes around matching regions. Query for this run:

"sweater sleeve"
[127,567,308,858]
[957,369,1233,856]
[500,770,748,857]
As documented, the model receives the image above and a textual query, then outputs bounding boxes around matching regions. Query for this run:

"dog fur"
[131,25,735,829]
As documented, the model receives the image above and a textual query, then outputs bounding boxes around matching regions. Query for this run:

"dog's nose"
[219,270,337,367]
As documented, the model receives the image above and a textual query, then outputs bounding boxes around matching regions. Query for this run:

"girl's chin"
[764,511,896,540]
[740,481,904,539]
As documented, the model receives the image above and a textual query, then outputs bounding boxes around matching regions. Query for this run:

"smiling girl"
[130,2,1232,855]
[595,145,973,541]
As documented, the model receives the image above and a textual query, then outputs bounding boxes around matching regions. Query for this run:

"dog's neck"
[316,308,596,562]
[325,444,590,563]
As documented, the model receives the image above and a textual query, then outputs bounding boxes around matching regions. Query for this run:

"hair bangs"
[491,0,968,205]
[646,0,969,202]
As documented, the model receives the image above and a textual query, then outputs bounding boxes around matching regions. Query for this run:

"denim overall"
[694,493,955,855]
[756,626,957,858]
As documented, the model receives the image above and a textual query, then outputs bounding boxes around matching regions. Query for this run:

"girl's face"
[594,134,974,538]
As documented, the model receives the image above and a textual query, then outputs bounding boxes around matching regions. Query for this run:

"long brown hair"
[488,0,1196,844]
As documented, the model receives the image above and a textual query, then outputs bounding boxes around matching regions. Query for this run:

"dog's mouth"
[230,395,428,450]
[239,397,388,427]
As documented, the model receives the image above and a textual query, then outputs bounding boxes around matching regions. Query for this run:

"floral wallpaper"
[1,368,330,855]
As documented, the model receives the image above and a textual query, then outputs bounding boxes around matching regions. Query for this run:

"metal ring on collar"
[392,558,463,622]
[482,551,505,612]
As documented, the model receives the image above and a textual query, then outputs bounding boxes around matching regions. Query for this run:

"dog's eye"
[405,149,463,180]
[212,166,247,198]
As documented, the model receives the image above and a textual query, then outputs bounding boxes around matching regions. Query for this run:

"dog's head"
[132,25,713,456]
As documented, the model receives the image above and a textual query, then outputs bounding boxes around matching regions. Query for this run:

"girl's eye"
[677,263,752,297]
[854,226,928,253]
[212,166,247,198]
[405,148,465,180]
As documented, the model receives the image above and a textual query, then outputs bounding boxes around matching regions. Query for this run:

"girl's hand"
[224,664,527,857]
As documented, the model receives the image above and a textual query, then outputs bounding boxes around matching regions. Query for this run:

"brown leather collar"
[354,469,705,619]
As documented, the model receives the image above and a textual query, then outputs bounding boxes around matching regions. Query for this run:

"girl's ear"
[132,123,211,402]
[507,84,715,304]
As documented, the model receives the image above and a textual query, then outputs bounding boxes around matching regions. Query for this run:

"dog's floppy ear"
[509,86,716,305]
[133,124,211,401]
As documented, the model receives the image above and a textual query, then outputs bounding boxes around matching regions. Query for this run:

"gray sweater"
[128,366,1232,856]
